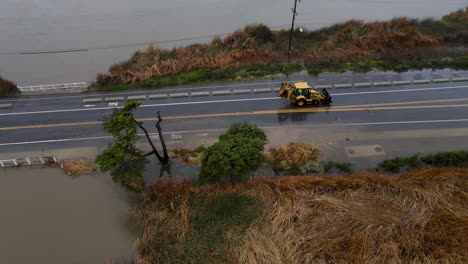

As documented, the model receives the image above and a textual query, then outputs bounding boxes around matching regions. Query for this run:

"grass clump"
[134,167,468,263]
[265,143,321,175]
[378,151,468,173]
[134,182,262,264]
[0,76,19,97]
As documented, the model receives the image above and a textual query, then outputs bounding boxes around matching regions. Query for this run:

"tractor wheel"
[311,100,320,106]
[296,99,306,107]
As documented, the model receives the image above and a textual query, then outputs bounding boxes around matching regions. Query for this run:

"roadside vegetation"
[377,150,468,173]
[96,8,468,90]
[132,167,468,264]
[0,76,19,97]
[94,120,468,263]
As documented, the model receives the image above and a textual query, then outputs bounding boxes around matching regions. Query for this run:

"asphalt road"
[1,78,468,166]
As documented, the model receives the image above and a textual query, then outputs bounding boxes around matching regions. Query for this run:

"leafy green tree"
[199,123,267,183]
[96,100,169,190]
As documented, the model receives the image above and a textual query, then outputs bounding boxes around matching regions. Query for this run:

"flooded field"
[0,167,138,264]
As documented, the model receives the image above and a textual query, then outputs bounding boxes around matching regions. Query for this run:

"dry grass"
[62,159,96,177]
[265,143,321,175]
[134,167,468,264]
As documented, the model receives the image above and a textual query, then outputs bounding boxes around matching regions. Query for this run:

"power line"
[0,23,335,55]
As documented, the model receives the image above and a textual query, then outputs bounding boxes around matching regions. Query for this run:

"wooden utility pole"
[287,0,299,77]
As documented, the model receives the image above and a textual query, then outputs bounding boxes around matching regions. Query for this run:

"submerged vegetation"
[96,8,468,90]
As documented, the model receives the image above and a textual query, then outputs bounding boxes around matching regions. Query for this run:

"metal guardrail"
[0,156,57,168]
[18,82,88,92]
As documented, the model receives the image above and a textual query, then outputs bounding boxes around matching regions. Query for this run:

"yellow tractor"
[278,81,332,107]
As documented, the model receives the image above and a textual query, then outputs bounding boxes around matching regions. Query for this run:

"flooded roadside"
[0,167,138,264]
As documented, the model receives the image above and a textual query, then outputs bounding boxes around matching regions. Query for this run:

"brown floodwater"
[0,0,466,85]
[0,167,138,264]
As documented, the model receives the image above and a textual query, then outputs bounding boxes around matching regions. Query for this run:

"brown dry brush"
[62,159,96,177]
[133,168,468,264]
[96,8,468,86]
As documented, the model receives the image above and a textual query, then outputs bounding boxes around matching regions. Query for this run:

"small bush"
[0,76,19,97]
[199,124,267,183]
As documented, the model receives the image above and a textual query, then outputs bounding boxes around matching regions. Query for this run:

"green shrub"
[378,151,468,173]
[377,155,423,173]
[323,161,354,174]
[219,123,267,143]
[0,76,19,97]
[199,124,267,184]
[420,151,468,167]
[323,161,334,174]
[334,162,354,174]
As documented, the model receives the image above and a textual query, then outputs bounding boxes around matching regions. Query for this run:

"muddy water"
[0,0,466,85]
[0,167,138,264]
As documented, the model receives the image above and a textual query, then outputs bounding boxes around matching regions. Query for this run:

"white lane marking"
[2,118,468,146]
[0,81,287,103]
[0,97,280,116]
[1,85,468,117]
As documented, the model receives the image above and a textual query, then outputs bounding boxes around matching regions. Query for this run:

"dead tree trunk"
[155,111,170,164]
[133,111,170,165]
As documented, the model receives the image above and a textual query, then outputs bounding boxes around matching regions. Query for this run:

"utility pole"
[287,0,300,77]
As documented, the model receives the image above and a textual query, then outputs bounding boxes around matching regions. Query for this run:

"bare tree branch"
[143,150,155,157]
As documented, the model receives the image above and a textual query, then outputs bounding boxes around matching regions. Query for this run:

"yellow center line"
[2,101,468,131]
[329,97,468,109]
[153,103,468,121]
